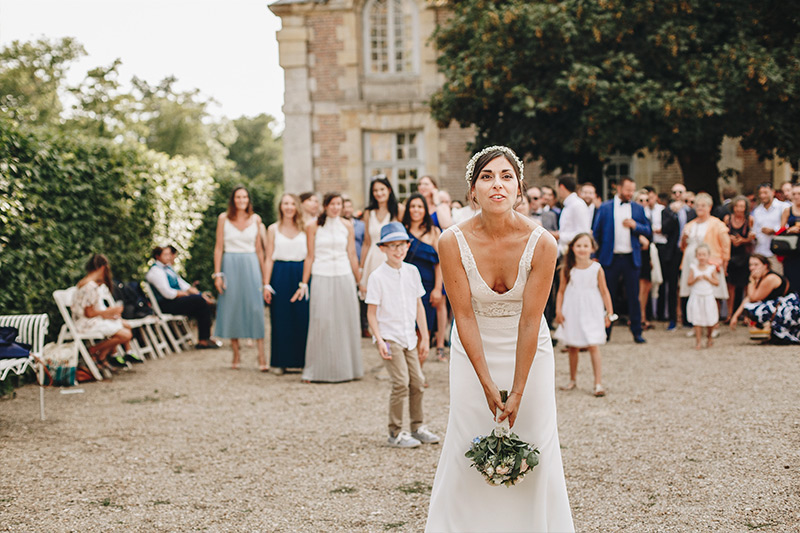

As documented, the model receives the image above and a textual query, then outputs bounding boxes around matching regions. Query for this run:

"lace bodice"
[449,225,544,319]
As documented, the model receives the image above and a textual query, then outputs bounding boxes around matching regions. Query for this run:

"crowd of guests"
[71,176,799,387]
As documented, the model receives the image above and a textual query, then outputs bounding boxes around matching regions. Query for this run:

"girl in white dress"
[426,146,573,533]
[686,244,720,349]
[555,233,614,397]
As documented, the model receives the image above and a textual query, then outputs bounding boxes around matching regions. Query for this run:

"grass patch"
[329,486,357,494]
[384,522,406,530]
[98,498,122,509]
[397,481,431,495]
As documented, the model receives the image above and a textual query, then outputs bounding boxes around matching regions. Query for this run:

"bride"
[426,147,574,532]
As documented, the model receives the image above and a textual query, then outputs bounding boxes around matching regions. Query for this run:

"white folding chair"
[0,313,49,420]
[53,287,108,381]
[98,284,167,360]
[143,283,195,353]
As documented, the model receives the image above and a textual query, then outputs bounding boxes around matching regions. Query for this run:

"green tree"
[0,37,85,124]
[228,114,283,184]
[431,0,800,196]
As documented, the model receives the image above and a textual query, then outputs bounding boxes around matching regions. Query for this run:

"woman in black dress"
[723,196,755,315]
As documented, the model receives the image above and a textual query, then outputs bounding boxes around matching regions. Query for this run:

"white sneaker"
[411,425,440,444]
[387,431,421,448]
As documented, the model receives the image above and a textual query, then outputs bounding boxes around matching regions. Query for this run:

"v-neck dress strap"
[448,225,544,324]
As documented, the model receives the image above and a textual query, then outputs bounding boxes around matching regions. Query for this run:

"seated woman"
[145,245,218,349]
[72,254,137,377]
[730,254,800,344]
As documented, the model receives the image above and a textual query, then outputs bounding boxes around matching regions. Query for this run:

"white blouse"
[273,229,307,262]
[312,217,352,277]
[224,218,258,253]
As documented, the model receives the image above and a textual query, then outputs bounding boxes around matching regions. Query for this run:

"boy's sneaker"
[411,426,440,444]
[387,431,421,448]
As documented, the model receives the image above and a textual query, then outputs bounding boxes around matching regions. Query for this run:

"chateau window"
[364,0,418,75]
[603,152,634,200]
[364,131,423,201]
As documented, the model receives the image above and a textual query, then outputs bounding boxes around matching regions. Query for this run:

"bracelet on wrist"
[211,272,224,279]
[298,282,308,289]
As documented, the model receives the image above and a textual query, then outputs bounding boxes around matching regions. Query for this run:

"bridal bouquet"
[465,391,540,487]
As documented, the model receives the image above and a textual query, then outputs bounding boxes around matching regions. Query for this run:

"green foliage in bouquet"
[465,390,540,487]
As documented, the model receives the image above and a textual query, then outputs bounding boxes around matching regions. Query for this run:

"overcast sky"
[0,0,285,125]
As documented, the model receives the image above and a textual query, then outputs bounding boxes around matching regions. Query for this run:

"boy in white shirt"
[366,222,440,448]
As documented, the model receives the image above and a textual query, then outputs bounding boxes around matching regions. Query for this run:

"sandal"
[259,365,270,372]
[436,348,447,362]
[593,384,606,397]
[560,380,576,391]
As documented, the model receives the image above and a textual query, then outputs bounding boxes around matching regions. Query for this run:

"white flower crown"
[464,145,524,183]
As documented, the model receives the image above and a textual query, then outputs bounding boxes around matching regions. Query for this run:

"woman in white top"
[359,176,404,293]
[263,193,309,373]
[213,186,269,370]
[293,192,363,383]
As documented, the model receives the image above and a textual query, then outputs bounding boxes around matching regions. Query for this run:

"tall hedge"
[0,115,216,333]
[0,117,156,321]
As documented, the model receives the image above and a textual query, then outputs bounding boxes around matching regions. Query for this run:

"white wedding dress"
[426,225,574,533]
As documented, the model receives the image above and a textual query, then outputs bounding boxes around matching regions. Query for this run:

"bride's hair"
[561,233,598,285]
[466,148,523,207]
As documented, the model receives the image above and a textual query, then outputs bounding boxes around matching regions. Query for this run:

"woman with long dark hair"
[359,176,404,293]
[293,192,363,382]
[263,193,309,373]
[72,254,136,377]
[213,186,269,370]
[426,146,572,531]
[402,192,444,359]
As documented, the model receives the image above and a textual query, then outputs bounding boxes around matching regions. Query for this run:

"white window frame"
[363,130,424,202]
[362,0,419,76]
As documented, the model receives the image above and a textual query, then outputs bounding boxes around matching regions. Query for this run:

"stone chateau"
[269,0,795,206]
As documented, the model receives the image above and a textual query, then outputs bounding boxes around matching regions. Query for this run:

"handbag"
[42,342,79,387]
[770,231,799,256]
[0,327,32,359]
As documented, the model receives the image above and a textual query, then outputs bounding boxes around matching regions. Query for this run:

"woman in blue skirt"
[263,193,309,373]
[213,186,269,370]
[402,193,443,358]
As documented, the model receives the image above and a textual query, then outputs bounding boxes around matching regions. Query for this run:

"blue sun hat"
[376,221,410,245]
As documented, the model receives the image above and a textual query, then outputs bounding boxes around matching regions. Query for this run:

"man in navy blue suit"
[592,177,652,343]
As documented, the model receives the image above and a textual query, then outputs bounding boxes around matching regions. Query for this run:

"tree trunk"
[675,150,722,206]
[574,149,605,192]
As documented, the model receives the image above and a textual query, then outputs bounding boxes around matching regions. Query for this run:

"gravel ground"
[1,323,798,532]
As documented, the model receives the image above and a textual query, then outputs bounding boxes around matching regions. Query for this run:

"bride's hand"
[482,383,504,419]
[497,392,522,428]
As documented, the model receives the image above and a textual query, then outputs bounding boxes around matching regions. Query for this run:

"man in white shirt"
[580,182,599,224]
[557,175,592,254]
[592,177,652,343]
[752,183,789,274]
[145,245,218,349]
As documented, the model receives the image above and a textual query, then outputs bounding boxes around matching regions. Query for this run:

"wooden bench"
[0,313,49,420]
